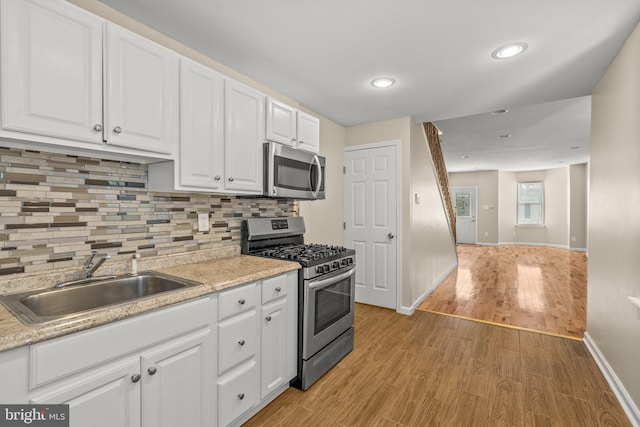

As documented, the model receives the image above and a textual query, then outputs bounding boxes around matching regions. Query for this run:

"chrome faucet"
[84,252,111,278]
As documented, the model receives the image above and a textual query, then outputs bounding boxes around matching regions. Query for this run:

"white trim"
[397,261,458,316]
[583,332,640,427]
[498,241,569,250]
[629,297,640,310]
[477,242,499,247]
[570,247,588,252]
[344,140,403,312]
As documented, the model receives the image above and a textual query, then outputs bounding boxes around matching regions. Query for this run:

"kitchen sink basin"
[0,272,202,325]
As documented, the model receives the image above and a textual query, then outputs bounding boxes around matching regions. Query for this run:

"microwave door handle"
[308,266,355,290]
[311,154,322,198]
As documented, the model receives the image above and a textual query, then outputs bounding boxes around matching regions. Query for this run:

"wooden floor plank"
[244,306,630,426]
[417,245,587,338]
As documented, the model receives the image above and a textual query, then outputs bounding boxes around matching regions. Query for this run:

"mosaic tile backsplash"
[0,146,297,276]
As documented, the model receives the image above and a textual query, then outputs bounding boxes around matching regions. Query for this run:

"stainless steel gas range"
[241,217,355,390]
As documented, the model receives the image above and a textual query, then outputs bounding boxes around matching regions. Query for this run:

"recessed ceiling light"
[570,146,580,150]
[462,155,471,159]
[490,109,509,115]
[499,134,512,139]
[370,77,396,88]
[491,42,528,59]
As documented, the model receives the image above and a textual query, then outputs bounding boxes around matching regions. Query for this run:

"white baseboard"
[476,242,499,246]
[398,261,458,316]
[583,332,640,427]
[498,241,569,250]
[570,247,587,252]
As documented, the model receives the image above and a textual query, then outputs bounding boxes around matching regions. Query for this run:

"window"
[517,182,544,225]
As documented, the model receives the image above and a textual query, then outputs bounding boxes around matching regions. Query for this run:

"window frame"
[517,181,544,226]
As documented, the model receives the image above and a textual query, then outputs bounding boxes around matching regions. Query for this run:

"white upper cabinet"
[224,80,265,193]
[178,58,224,190]
[0,0,104,144]
[296,110,320,154]
[105,24,179,155]
[266,98,297,147]
[265,97,320,154]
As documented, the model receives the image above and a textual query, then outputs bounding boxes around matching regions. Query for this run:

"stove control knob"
[316,266,324,273]
[332,261,340,269]
[348,258,354,265]
[341,259,348,266]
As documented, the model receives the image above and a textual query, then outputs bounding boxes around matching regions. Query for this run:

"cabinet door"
[31,357,140,427]
[266,97,296,147]
[296,111,320,154]
[0,0,103,144]
[179,58,224,189]
[224,80,265,193]
[105,23,178,155]
[140,328,214,427]
[261,299,287,399]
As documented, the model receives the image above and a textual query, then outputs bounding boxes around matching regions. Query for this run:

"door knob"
[388,233,395,240]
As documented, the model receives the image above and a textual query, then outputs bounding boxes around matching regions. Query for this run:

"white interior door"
[344,144,398,309]
[452,186,477,244]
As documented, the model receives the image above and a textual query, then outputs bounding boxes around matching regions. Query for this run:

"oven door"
[265,142,325,200]
[302,265,355,359]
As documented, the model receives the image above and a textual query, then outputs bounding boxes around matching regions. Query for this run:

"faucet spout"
[85,254,111,278]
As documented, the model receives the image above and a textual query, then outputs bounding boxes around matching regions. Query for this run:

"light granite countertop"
[0,255,300,353]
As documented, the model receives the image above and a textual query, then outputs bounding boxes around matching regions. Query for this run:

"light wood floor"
[417,245,587,339]
[244,304,629,426]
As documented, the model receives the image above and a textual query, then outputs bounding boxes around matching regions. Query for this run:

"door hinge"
[343,166,346,174]
[343,222,346,230]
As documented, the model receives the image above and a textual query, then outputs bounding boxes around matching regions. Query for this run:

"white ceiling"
[97,0,640,171]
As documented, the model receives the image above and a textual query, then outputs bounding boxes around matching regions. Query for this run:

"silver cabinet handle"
[291,138,297,144]
[388,233,395,239]
[214,175,221,181]
[93,124,103,132]
[265,315,272,322]
[113,126,122,134]
[147,367,157,376]
[275,287,281,292]
[131,374,141,383]
[238,298,245,305]
[238,339,245,346]
[238,393,245,400]
[228,177,234,182]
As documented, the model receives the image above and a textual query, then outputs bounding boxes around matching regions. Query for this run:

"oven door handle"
[308,266,355,290]
[311,154,322,198]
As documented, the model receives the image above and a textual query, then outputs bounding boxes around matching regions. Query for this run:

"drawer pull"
[265,315,272,322]
[238,393,245,400]
[275,287,282,292]
[131,374,141,383]
[238,339,245,346]
[238,298,246,305]
[148,367,157,376]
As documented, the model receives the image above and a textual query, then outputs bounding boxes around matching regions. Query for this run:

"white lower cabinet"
[0,270,299,427]
[25,296,216,427]
[216,271,298,426]
[31,357,141,427]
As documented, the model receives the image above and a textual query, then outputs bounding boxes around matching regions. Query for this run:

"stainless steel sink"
[0,272,202,325]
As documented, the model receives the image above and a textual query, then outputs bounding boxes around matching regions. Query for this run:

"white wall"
[569,163,588,250]
[589,20,640,415]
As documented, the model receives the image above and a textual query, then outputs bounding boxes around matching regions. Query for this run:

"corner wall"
[588,20,640,419]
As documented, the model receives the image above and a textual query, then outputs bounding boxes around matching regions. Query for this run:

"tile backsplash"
[0,146,297,276]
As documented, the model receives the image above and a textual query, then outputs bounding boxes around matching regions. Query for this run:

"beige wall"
[68,0,346,244]
[345,118,456,310]
[449,171,499,244]
[498,168,569,247]
[589,21,640,411]
[407,123,457,307]
[569,163,588,250]
[298,113,347,245]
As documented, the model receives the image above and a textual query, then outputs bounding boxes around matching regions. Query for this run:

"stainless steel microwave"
[264,142,325,200]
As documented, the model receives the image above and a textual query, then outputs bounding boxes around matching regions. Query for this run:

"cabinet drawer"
[218,282,258,320]
[261,274,289,304]
[218,310,258,374]
[30,297,213,388]
[218,361,259,427]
